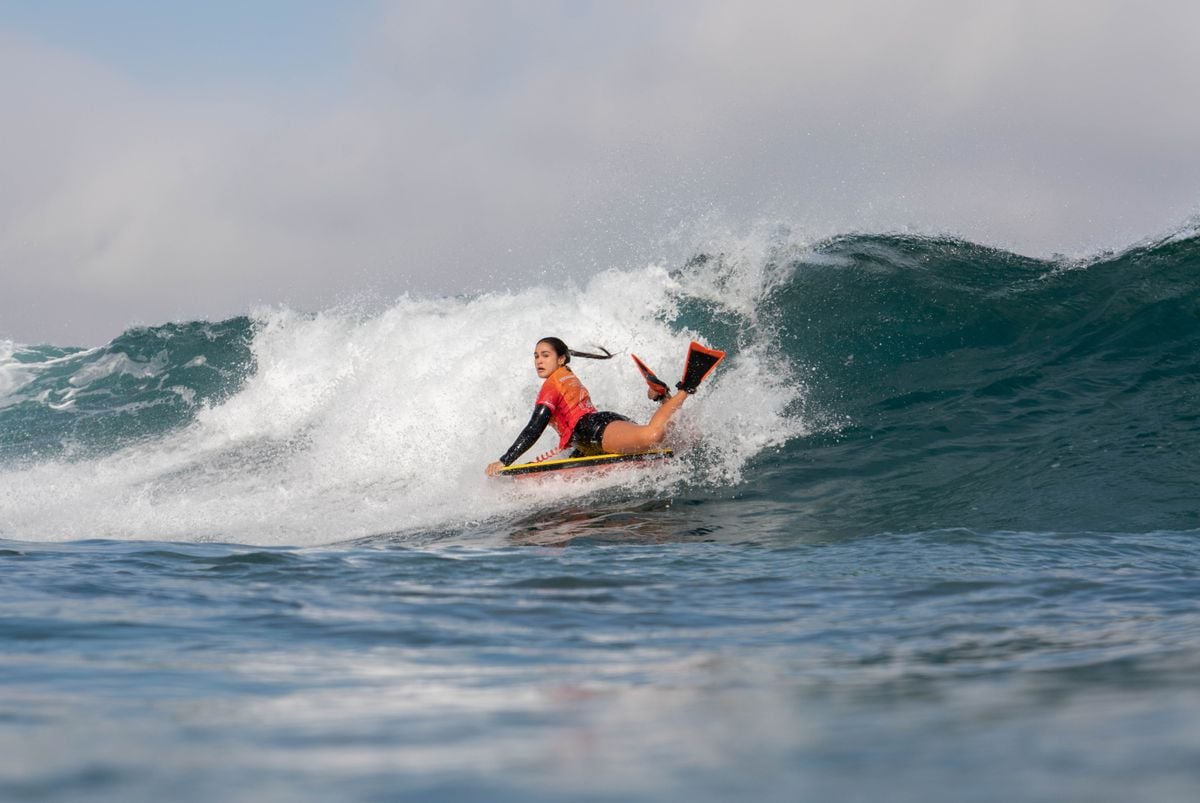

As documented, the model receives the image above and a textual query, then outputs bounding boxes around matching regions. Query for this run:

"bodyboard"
[498,449,673,478]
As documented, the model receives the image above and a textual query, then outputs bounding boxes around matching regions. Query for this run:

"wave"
[2,226,1198,544]
[760,229,1200,535]
[1,319,254,462]
[0,259,804,545]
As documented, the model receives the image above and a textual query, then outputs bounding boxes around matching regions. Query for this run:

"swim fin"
[676,341,726,394]
[631,353,671,401]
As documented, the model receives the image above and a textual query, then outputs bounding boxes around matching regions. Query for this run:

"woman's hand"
[485,461,504,477]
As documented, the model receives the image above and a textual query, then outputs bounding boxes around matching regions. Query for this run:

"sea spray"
[0,253,807,545]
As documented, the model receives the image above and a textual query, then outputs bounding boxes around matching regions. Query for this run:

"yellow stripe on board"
[498,449,673,476]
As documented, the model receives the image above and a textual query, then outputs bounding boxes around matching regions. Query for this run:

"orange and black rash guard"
[498,366,598,465]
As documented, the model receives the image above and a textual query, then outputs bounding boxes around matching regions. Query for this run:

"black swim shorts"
[571,411,629,454]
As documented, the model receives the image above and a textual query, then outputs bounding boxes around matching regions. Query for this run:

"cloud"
[357,0,1200,256]
[2,1,1199,344]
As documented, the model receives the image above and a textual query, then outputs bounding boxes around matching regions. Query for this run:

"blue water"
[2,230,1200,800]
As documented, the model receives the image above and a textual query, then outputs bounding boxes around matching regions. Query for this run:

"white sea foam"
[0,251,808,546]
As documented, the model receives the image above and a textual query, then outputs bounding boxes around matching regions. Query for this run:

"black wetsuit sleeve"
[499,404,553,466]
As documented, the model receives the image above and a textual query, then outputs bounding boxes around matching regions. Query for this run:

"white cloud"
[2,1,1199,344]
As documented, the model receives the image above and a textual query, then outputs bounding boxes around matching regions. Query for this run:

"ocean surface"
[2,230,1199,801]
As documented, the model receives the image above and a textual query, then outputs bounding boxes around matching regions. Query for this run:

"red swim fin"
[676,341,726,393]
[631,354,671,401]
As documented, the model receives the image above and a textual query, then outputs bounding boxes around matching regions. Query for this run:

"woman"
[485,337,689,476]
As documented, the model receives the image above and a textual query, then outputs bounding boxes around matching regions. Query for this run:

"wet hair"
[537,337,613,365]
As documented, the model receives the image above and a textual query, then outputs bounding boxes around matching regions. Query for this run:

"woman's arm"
[497,404,553,467]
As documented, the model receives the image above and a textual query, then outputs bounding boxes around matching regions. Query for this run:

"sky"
[2,0,1198,345]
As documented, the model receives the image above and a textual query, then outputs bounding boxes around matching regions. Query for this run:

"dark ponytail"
[538,337,613,365]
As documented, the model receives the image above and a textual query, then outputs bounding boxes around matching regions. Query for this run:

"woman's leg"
[600,392,688,453]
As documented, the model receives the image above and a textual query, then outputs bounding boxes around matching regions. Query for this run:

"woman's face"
[534,341,565,378]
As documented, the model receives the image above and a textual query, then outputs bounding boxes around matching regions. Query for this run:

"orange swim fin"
[631,353,671,401]
[676,341,726,393]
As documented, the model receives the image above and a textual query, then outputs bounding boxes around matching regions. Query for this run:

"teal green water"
[2,231,1199,800]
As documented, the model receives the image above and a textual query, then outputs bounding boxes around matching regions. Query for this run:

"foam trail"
[0,256,807,546]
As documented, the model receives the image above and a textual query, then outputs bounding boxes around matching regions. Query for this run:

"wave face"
[2,228,1198,544]
[1,319,254,461]
[766,231,1200,536]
